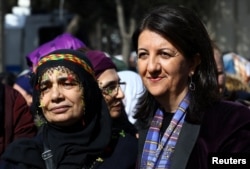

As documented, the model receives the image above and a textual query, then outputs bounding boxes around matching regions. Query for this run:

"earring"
[189,74,195,91]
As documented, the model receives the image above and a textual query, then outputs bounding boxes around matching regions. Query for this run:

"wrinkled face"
[97,69,125,118]
[38,66,84,126]
[137,29,194,101]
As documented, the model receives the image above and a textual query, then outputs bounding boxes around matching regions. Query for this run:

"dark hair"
[31,49,103,125]
[132,5,219,125]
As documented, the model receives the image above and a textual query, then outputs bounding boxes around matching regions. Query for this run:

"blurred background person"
[0,82,37,155]
[118,70,145,124]
[224,73,250,105]
[212,41,250,105]
[0,71,16,86]
[84,48,138,169]
[128,51,138,72]
[212,41,226,95]
[13,70,33,106]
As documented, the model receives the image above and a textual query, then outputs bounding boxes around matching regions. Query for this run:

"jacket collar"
[170,121,200,169]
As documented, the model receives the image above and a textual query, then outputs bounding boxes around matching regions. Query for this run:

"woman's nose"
[51,85,63,101]
[116,86,125,99]
[147,55,161,73]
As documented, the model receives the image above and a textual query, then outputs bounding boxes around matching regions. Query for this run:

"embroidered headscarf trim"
[35,54,95,78]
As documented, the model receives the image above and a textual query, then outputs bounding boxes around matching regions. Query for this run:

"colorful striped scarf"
[140,92,190,169]
[36,54,95,78]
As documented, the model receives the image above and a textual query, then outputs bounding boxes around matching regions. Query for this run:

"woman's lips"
[111,103,122,110]
[148,77,163,82]
[50,106,70,113]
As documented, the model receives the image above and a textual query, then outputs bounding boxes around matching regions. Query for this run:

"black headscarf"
[2,49,112,169]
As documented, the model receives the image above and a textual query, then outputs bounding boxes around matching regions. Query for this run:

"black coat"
[136,100,250,169]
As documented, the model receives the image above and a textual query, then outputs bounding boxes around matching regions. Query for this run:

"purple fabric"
[86,50,117,78]
[186,100,250,169]
[26,33,85,68]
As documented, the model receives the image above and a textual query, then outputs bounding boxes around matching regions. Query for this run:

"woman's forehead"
[40,66,77,82]
[97,69,119,85]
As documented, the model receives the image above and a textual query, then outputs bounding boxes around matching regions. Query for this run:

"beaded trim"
[36,54,95,77]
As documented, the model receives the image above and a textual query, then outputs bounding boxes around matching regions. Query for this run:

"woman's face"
[39,67,84,126]
[137,29,194,100]
[97,69,125,118]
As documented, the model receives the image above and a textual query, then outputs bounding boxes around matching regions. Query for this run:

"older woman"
[132,5,250,169]
[0,49,111,169]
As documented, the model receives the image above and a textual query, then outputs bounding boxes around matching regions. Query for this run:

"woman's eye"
[138,52,148,59]
[63,82,73,86]
[106,88,113,95]
[103,85,116,94]
[62,82,73,87]
[160,52,172,58]
[61,81,78,89]
[40,85,50,93]
[108,85,117,91]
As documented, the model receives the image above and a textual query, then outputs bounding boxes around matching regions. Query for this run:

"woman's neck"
[157,89,189,113]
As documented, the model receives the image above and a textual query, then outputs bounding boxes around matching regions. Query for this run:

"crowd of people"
[0,4,249,169]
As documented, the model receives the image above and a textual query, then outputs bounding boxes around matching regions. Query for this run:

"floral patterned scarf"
[140,92,190,169]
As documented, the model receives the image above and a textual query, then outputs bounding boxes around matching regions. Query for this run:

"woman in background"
[85,49,138,169]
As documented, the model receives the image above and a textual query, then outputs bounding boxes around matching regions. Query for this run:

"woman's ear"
[190,53,201,73]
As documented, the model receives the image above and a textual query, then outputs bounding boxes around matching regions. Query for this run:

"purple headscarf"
[86,50,117,78]
[26,33,85,68]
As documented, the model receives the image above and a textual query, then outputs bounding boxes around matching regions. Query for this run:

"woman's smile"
[148,76,163,82]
